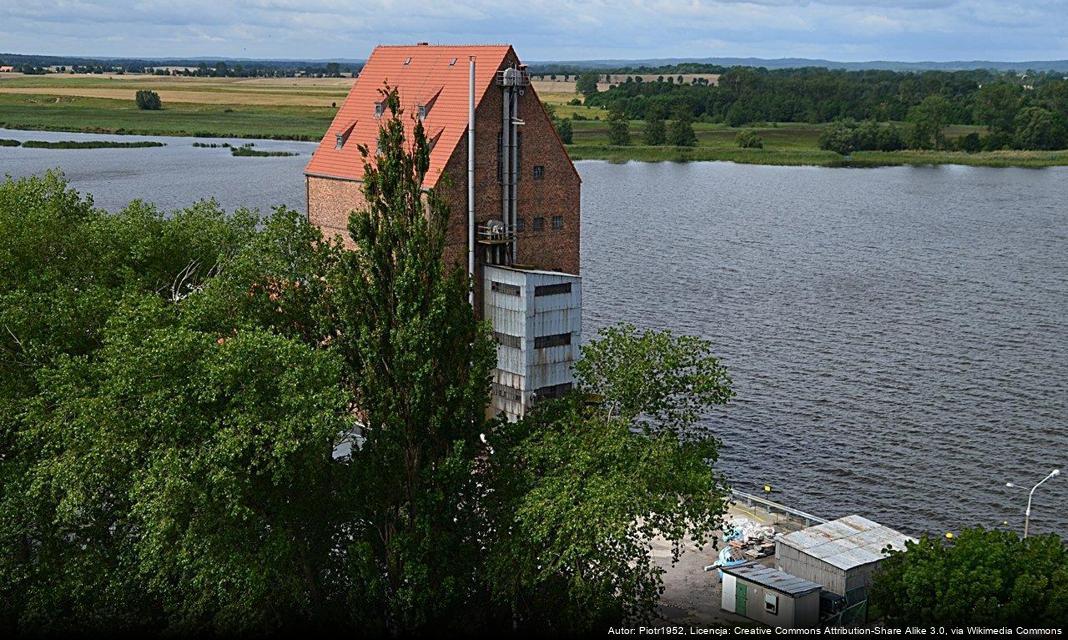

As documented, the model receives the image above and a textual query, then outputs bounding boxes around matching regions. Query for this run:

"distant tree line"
[585,67,1068,151]
[0,54,360,78]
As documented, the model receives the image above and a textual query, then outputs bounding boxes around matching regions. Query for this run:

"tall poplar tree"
[331,86,496,632]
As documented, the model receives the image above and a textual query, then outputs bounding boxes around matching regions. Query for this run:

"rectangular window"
[374,101,384,118]
[491,281,520,296]
[532,217,544,232]
[533,382,572,399]
[552,215,564,230]
[516,217,526,232]
[534,333,571,349]
[533,165,545,180]
[764,593,779,615]
[491,382,521,403]
[493,332,522,349]
[534,282,571,297]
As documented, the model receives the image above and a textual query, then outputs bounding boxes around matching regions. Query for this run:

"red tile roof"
[304,44,513,185]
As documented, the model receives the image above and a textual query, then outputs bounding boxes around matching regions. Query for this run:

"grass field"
[0,93,334,140]
[2,73,1066,167]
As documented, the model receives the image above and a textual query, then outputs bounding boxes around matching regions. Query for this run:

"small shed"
[721,563,821,628]
[776,515,913,604]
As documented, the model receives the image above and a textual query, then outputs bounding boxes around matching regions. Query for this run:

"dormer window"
[335,121,356,150]
[374,101,384,118]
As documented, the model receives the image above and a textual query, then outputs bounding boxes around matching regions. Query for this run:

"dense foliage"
[0,88,734,636]
[819,120,905,154]
[586,67,1068,150]
[735,129,764,149]
[135,89,162,110]
[607,109,631,145]
[871,528,1068,625]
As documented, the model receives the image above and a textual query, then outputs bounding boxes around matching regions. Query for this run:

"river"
[3,128,1066,536]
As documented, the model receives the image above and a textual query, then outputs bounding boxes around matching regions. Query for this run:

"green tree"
[642,108,666,145]
[959,131,983,153]
[332,87,496,632]
[1012,106,1068,150]
[555,117,573,144]
[819,121,857,155]
[871,528,1068,625]
[667,114,697,147]
[483,324,734,632]
[135,89,162,110]
[0,173,350,635]
[576,72,600,97]
[735,129,763,149]
[907,95,952,149]
[973,82,1022,135]
[607,109,631,145]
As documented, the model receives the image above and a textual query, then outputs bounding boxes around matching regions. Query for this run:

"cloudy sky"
[2,1,1067,62]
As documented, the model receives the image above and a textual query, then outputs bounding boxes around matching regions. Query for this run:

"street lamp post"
[1006,469,1061,538]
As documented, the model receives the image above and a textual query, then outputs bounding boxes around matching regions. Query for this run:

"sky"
[2,0,1067,62]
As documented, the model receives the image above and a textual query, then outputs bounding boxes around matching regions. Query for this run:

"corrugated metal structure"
[776,515,914,623]
[721,563,821,628]
[484,265,581,420]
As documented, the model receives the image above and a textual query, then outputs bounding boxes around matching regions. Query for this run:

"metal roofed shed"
[721,563,821,628]
[775,515,914,624]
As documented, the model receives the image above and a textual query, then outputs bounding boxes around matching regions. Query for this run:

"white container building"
[483,265,582,420]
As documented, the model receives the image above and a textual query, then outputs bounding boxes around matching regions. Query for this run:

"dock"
[650,489,827,626]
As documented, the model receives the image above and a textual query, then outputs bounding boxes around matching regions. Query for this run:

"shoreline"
[4,123,1067,169]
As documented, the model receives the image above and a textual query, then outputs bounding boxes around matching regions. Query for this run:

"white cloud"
[1,0,1066,61]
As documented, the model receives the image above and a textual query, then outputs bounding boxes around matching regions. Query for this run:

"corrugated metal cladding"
[723,564,822,597]
[776,515,915,597]
[484,265,582,421]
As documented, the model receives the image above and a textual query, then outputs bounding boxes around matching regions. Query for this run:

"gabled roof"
[777,515,915,571]
[305,44,513,185]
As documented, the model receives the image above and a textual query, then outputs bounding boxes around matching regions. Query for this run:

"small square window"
[516,217,526,232]
[551,215,563,230]
[764,593,778,615]
[449,58,458,66]
[532,217,545,232]
[404,57,412,65]
[533,165,545,180]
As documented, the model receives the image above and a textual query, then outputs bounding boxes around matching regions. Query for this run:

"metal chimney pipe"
[501,74,511,249]
[468,56,476,305]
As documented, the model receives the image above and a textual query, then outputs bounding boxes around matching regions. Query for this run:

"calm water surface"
[3,129,1066,536]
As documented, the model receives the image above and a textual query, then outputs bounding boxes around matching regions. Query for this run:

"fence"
[730,489,828,527]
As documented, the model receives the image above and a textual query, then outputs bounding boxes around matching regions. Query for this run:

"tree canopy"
[0,88,735,636]
[585,66,1068,150]
[871,528,1068,626]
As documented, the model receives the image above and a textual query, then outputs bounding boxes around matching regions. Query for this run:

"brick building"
[305,44,582,419]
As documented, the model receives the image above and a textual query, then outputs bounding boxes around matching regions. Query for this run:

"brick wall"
[435,52,581,276]
[305,52,582,313]
[306,175,366,247]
